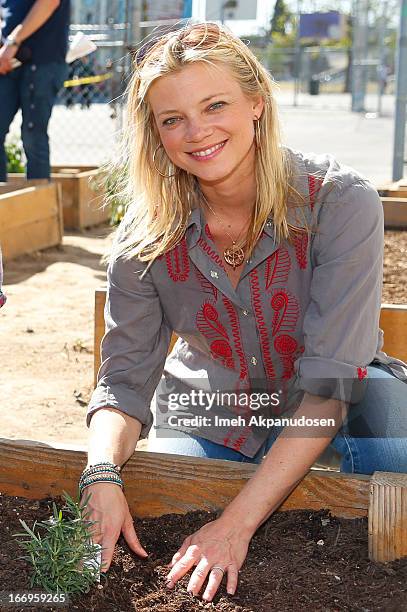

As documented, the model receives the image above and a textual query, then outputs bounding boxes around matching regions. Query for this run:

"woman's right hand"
[80,482,148,573]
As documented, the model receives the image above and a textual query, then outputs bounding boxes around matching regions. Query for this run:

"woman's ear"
[252,95,265,120]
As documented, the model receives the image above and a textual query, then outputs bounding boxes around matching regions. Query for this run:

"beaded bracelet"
[79,475,123,496]
[79,461,123,497]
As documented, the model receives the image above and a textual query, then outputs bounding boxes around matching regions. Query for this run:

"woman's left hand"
[165,517,251,602]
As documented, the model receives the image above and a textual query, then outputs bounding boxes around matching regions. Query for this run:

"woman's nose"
[185,118,212,142]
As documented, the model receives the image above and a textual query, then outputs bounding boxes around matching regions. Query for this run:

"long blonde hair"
[112,21,297,262]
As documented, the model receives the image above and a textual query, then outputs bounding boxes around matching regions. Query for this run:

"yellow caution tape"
[64,72,113,87]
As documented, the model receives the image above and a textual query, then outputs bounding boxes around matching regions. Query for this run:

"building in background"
[71,0,191,24]
[205,0,257,22]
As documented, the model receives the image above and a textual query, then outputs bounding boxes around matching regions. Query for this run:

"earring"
[152,144,178,178]
[253,117,261,149]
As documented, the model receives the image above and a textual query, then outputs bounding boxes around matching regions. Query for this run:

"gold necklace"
[200,192,250,270]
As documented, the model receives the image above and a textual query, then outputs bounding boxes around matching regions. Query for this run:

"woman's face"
[147,61,264,186]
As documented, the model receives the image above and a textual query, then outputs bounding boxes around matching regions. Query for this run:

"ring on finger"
[211,566,225,577]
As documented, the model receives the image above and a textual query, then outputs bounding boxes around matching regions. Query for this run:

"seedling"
[13,491,104,595]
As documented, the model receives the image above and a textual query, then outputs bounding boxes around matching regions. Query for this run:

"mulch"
[1,494,406,612]
[383,230,407,303]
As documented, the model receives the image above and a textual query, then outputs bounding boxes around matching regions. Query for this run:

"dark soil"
[1,494,406,612]
[383,230,407,304]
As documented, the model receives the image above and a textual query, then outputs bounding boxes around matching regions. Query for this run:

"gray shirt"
[87,148,407,458]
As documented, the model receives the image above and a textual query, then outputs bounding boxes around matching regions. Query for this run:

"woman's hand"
[80,482,148,573]
[166,517,251,602]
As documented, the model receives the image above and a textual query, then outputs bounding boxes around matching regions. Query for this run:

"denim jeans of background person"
[0,0,70,181]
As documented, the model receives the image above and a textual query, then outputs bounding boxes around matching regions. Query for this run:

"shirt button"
[210,270,218,278]
[29,83,35,90]
[31,64,37,71]
[266,220,273,227]
[30,103,35,109]
[242,310,249,316]
[250,356,257,365]
[28,122,34,129]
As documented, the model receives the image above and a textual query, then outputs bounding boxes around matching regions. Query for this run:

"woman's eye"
[163,117,180,126]
[209,101,226,111]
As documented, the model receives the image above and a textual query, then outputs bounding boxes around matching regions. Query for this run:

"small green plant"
[13,491,103,595]
[92,165,128,226]
[6,140,25,173]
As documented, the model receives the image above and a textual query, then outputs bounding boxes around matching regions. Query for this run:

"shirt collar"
[184,148,311,250]
[185,205,204,250]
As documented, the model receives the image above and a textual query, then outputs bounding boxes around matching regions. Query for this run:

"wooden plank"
[7,169,109,229]
[369,471,407,562]
[377,179,407,199]
[0,185,62,260]
[381,197,407,229]
[77,170,107,228]
[380,304,407,363]
[51,165,97,174]
[0,182,26,194]
[0,185,58,228]
[0,438,370,518]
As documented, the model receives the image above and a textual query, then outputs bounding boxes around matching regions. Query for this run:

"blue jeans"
[148,364,407,475]
[0,62,67,181]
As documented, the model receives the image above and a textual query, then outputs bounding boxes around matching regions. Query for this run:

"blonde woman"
[81,22,407,602]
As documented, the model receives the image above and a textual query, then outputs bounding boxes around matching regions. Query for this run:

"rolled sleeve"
[295,179,384,403]
[87,255,172,438]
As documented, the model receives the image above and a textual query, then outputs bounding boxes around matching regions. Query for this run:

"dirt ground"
[1,227,406,447]
[1,496,406,611]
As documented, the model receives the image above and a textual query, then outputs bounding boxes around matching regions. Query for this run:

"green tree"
[270,0,292,37]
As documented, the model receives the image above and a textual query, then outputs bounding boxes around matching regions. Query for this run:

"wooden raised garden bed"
[8,166,108,230]
[377,180,407,229]
[381,197,407,229]
[0,437,406,566]
[0,183,62,261]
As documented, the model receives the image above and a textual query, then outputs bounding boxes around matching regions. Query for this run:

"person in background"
[0,0,70,182]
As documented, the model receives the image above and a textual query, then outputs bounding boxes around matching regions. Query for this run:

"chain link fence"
[7,21,128,169]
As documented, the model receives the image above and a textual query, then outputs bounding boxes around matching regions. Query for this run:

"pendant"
[223,245,245,270]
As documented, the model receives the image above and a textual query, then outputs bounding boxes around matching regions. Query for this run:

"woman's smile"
[187,139,228,161]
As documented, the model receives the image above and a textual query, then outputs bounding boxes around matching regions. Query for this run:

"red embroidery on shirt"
[195,267,218,301]
[231,434,247,452]
[197,237,225,268]
[293,233,308,270]
[205,223,214,241]
[222,295,249,380]
[270,290,299,336]
[357,366,368,381]
[265,247,291,290]
[165,238,190,282]
[249,269,276,379]
[196,302,234,369]
[210,339,234,369]
[308,175,323,211]
[274,335,304,379]
[274,334,298,355]
[196,302,228,339]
